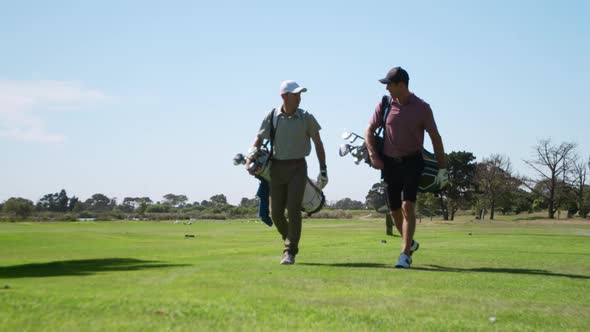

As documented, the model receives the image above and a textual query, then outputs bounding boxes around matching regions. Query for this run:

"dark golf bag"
[341,95,443,193]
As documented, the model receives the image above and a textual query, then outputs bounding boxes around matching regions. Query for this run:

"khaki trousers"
[270,158,307,256]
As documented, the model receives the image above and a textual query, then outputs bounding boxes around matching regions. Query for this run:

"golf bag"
[417,149,440,193]
[233,147,326,224]
[339,95,442,193]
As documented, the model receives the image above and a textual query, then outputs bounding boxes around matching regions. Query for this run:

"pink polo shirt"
[369,93,438,158]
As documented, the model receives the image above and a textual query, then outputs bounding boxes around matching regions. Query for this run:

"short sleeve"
[257,111,273,140]
[306,113,321,136]
[368,101,384,128]
[423,104,438,134]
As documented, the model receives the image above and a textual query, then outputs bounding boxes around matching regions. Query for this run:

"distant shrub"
[198,213,227,220]
[79,211,96,218]
[61,213,77,222]
[307,210,352,219]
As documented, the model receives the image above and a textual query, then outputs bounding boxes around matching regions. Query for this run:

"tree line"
[0,191,255,221]
[2,139,589,221]
[364,139,589,220]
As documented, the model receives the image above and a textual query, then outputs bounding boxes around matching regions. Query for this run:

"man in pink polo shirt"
[365,67,448,269]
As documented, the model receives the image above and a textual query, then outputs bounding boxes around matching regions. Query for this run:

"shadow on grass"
[492,215,548,221]
[0,258,189,279]
[300,262,589,279]
[413,265,590,280]
[300,262,389,269]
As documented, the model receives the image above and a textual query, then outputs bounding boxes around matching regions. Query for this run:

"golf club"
[233,153,246,166]
[339,144,352,157]
[342,131,364,144]
[338,130,443,192]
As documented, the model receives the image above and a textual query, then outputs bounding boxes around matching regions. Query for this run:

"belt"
[272,158,305,164]
[384,151,421,163]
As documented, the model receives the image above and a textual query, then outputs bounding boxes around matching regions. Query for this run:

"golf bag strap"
[376,95,391,181]
[375,95,391,137]
[268,108,276,159]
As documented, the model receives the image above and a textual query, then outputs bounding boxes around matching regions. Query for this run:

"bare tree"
[569,157,589,217]
[523,139,577,219]
[474,154,516,220]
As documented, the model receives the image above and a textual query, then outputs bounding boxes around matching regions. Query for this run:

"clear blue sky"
[1,0,589,205]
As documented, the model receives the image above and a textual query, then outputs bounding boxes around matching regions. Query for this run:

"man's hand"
[317,167,328,189]
[246,158,256,175]
[369,154,384,170]
[437,168,449,189]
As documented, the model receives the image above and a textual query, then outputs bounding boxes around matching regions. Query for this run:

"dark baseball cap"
[379,66,409,84]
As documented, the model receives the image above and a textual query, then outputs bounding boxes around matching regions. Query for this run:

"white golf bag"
[233,147,325,215]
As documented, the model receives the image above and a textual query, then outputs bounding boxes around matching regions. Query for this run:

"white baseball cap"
[280,80,307,95]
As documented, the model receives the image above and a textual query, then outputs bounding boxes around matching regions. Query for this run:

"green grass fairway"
[1,220,589,331]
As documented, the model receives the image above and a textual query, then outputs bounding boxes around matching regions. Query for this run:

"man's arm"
[428,130,446,169]
[246,136,264,174]
[250,136,264,152]
[311,132,326,168]
[311,132,329,189]
[365,123,384,169]
[364,123,380,159]
[429,130,449,188]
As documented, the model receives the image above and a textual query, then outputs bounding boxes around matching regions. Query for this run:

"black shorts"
[382,152,424,211]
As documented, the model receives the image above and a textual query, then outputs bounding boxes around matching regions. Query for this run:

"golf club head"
[339,144,352,157]
[248,161,257,171]
[233,153,246,165]
[362,147,370,163]
[352,145,364,158]
[358,144,367,156]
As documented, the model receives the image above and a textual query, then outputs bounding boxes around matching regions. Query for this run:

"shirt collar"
[392,93,416,107]
[276,107,301,118]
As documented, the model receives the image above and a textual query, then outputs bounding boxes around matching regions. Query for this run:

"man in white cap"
[247,80,327,265]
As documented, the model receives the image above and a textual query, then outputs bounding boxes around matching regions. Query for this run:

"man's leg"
[400,156,424,256]
[385,181,403,236]
[383,162,404,245]
[270,165,288,241]
[401,200,417,255]
[284,160,307,256]
[391,209,403,235]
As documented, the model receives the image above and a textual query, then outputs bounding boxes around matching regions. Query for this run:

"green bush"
[198,213,227,220]
[307,210,352,219]
[79,211,96,218]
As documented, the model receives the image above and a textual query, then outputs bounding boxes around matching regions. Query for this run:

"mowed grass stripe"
[1,220,589,331]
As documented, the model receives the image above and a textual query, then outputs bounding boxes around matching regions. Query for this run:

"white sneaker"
[395,253,412,269]
[280,252,295,265]
[410,240,420,255]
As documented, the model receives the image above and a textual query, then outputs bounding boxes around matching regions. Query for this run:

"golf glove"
[317,167,328,189]
[437,168,449,189]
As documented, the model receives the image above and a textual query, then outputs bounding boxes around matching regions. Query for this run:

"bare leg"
[390,209,403,235]
[401,201,416,255]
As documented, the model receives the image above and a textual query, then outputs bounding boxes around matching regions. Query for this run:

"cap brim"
[378,78,390,84]
[293,87,307,93]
